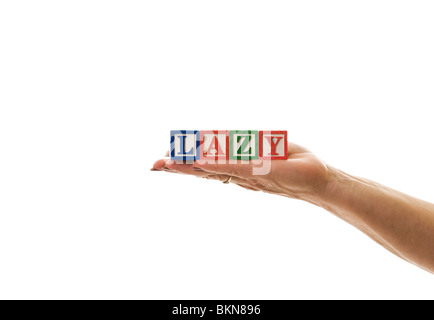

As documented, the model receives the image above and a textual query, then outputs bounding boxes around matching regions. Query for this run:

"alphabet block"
[259,130,288,160]
[228,130,259,160]
[170,130,288,161]
[199,130,229,160]
[170,130,200,161]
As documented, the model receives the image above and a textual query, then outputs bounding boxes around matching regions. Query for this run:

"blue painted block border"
[170,130,200,161]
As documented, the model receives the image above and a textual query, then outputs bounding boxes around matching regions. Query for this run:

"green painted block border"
[229,130,259,160]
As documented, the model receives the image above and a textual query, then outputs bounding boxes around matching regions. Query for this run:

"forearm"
[314,166,434,273]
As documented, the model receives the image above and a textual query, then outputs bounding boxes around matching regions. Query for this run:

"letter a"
[204,136,224,156]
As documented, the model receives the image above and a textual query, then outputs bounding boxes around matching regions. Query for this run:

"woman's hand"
[152,140,434,273]
[151,142,330,203]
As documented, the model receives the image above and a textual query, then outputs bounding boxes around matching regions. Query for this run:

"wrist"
[304,164,347,209]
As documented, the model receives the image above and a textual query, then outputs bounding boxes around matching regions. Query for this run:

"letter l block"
[170,130,200,161]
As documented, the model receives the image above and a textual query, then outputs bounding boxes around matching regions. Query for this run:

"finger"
[235,184,260,191]
[152,159,259,190]
[202,174,246,185]
[194,161,255,179]
[166,162,210,177]
[151,159,168,171]
[151,159,184,174]
[150,159,205,176]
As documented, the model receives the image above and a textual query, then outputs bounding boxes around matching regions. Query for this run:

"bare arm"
[320,166,434,273]
[152,142,434,273]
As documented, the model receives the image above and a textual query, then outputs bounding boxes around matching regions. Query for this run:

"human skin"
[151,142,434,274]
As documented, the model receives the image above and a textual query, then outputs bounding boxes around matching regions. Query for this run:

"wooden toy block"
[170,130,200,161]
[259,130,288,160]
[199,130,229,160]
[228,130,259,160]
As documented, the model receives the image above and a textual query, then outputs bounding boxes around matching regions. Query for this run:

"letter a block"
[259,130,288,160]
[229,130,259,160]
[200,130,229,160]
[170,130,200,160]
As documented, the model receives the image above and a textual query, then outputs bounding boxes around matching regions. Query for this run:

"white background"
[1,1,433,299]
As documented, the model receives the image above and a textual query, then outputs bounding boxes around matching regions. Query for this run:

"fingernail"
[162,166,175,172]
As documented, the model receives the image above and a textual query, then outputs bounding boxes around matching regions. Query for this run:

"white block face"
[233,133,256,156]
[173,133,197,156]
[262,133,285,157]
[202,133,226,156]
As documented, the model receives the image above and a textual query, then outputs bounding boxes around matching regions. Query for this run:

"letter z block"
[170,130,200,161]
[200,130,229,160]
[259,130,288,160]
[229,130,259,160]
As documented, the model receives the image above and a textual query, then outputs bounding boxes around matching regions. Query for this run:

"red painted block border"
[199,130,229,160]
[259,131,288,160]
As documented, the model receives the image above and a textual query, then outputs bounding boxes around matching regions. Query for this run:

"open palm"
[152,142,329,201]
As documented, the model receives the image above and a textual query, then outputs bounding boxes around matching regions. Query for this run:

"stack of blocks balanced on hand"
[170,130,288,161]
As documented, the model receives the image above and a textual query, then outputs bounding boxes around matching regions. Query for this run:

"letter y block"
[259,130,288,160]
